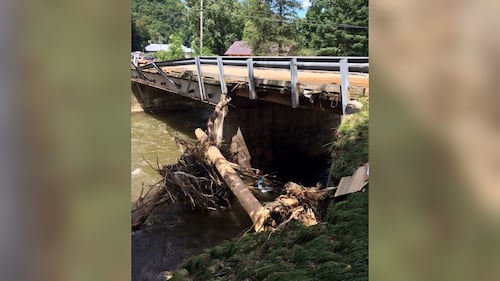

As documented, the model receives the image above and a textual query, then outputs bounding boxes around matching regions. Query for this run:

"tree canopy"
[132,0,190,46]
[303,0,368,56]
[131,19,150,51]
[131,0,368,56]
[185,0,244,55]
[241,0,302,55]
[154,33,186,61]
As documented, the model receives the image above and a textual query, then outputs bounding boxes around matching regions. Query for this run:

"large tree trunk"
[195,128,270,232]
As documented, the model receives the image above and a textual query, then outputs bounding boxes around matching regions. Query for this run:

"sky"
[298,0,311,18]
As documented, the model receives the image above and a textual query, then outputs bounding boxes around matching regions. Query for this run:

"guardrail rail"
[132,56,369,114]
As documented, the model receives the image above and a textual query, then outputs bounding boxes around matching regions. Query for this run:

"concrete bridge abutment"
[221,98,340,185]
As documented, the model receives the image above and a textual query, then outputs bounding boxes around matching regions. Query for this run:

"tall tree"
[242,0,301,55]
[132,0,190,45]
[185,0,244,55]
[303,0,368,56]
[242,0,274,54]
[131,19,150,51]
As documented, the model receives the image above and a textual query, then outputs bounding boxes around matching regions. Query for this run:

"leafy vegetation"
[154,34,186,61]
[302,0,369,56]
[185,0,244,56]
[131,19,150,51]
[131,0,190,46]
[170,190,367,281]
[329,97,369,184]
[242,0,302,55]
[131,0,368,56]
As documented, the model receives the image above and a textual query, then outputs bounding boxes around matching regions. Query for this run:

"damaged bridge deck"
[131,56,369,114]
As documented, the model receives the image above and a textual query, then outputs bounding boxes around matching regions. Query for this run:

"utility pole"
[200,0,203,54]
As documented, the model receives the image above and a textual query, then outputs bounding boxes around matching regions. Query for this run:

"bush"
[154,33,185,61]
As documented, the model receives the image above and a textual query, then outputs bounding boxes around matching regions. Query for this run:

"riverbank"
[132,110,255,281]
[167,97,369,281]
[168,191,367,281]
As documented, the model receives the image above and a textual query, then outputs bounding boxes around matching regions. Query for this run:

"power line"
[133,5,368,30]
[139,9,368,30]
[196,6,368,29]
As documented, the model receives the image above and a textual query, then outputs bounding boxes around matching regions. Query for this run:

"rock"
[154,271,173,281]
[345,100,363,114]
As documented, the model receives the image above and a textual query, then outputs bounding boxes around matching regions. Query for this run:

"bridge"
[131,56,369,184]
[131,56,369,115]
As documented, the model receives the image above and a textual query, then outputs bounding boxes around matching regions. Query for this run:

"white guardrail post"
[195,56,206,100]
[216,57,228,94]
[339,58,350,114]
[137,56,367,111]
[290,57,299,108]
[247,58,257,99]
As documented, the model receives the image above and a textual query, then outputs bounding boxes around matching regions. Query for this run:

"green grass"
[170,191,368,281]
[329,97,369,184]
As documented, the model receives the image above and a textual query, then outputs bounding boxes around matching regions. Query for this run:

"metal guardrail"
[132,56,369,114]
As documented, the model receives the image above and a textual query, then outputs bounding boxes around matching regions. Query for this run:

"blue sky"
[297,0,311,18]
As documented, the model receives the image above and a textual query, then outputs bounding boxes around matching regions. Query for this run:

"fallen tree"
[132,96,336,232]
[195,128,334,232]
[196,128,270,231]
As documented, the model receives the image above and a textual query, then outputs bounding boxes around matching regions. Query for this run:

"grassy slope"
[329,97,369,184]
[170,97,369,281]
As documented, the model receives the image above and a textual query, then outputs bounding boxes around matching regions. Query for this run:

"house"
[224,41,252,56]
[144,43,193,58]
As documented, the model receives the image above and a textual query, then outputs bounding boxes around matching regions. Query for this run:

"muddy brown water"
[132,110,256,281]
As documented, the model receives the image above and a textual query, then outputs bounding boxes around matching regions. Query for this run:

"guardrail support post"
[151,62,180,89]
[340,58,350,114]
[247,58,257,99]
[132,64,149,81]
[217,57,227,94]
[290,57,299,108]
[195,56,206,101]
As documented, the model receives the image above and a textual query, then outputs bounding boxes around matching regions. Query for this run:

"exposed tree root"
[263,182,328,230]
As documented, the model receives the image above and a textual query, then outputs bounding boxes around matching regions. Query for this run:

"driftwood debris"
[196,128,271,231]
[196,128,333,232]
[132,96,338,232]
[264,182,329,228]
[131,137,233,231]
[207,94,231,147]
[132,182,164,231]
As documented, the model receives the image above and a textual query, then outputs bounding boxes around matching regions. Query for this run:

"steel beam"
[151,62,180,89]
[132,64,149,81]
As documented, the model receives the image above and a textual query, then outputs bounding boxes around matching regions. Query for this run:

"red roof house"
[224,41,253,56]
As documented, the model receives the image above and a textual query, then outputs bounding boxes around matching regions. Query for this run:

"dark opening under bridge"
[131,56,369,184]
[131,56,369,115]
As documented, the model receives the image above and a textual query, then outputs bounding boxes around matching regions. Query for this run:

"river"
[131,110,253,281]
